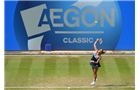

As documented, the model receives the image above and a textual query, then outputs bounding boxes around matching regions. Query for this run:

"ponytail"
[102,50,106,54]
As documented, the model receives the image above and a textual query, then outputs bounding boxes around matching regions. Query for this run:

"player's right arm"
[93,38,99,53]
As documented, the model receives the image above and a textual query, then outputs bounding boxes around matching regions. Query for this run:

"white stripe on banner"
[55,31,104,34]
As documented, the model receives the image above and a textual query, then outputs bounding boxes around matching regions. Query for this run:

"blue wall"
[4,0,135,50]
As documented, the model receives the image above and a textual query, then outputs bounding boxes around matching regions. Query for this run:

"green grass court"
[5,55,135,90]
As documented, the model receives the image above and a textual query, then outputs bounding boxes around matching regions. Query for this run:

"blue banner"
[5,0,135,50]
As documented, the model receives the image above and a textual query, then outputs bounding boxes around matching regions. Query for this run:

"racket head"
[99,38,103,44]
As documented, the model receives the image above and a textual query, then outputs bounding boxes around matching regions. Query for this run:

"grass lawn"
[4,55,135,90]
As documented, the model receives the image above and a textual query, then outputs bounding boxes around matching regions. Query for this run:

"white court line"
[55,31,104,34]
[5,86,135,89]
[5,55,135,56]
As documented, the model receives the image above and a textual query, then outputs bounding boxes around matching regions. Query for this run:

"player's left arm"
[94,56,102,64]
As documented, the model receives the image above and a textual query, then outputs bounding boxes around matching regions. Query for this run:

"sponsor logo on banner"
[14,0,122,50]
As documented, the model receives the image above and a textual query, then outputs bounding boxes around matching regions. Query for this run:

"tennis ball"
[68,87,70,89]
[95,21,97,23]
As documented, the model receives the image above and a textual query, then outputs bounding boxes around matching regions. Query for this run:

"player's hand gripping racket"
[97,38,103,44]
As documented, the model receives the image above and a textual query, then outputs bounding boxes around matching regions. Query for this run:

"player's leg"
[91,67,98,85]
[93,68,98,81]
[91,67,94,81]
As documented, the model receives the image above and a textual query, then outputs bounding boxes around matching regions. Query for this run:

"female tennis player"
[90,38,105,85]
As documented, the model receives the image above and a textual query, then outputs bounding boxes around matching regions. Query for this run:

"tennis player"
[90,38,105,85]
